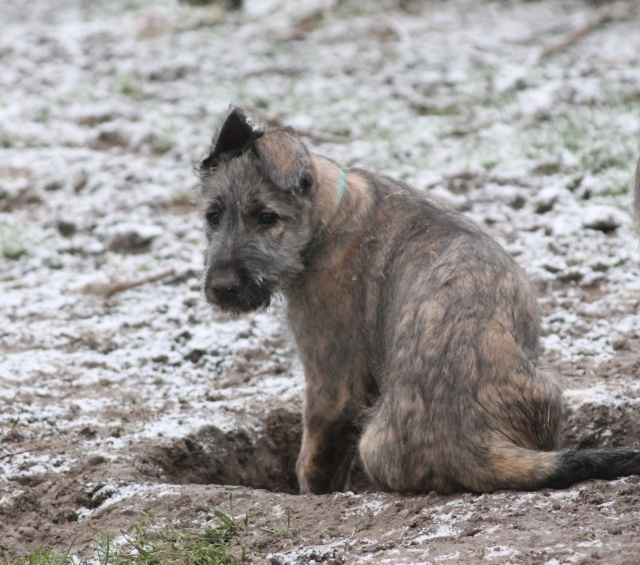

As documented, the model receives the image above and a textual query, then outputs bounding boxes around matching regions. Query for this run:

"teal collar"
[304,169,347,259]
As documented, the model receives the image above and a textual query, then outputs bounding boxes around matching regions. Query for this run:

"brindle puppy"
[198,107,640,494]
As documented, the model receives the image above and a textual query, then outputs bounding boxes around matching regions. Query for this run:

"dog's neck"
[303,168,346,259]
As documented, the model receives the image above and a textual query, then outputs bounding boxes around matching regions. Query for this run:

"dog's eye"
[258,212,278,226]
[206,211,220,226]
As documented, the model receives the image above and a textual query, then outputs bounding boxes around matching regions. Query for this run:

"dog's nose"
[209,271,242,295]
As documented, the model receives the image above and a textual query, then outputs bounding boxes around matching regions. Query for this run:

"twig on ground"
[0,443,45,460]
[86,268,177,299]
[0,449,31,460]
[243,104,352,144]
[538,2,637,60]
[103,268,176,298]
[296,128,352,144]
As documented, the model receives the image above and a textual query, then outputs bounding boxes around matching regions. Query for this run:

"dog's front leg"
[296,384,360,494]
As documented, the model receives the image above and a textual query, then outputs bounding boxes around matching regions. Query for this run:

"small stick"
[0,449,32,460]
[296,128,352,144]
[102,268,176,298]
[539,2,637,60]
[243,104,352,144]
[0,443,44,460]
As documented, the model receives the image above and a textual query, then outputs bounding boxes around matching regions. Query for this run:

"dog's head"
[197,107,319,313]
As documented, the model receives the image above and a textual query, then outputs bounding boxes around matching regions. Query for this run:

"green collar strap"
[304,169,347,259]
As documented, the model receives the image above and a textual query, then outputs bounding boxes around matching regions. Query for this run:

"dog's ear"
[253,128,313,193]
[201,107,263,172]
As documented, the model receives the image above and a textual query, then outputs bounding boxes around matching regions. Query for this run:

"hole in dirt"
[148,408,302,494]
[563,402,640,450]
[143,398,640,495]
[146,407,371,494]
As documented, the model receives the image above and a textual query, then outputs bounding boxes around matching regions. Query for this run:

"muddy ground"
[2,0,640,563]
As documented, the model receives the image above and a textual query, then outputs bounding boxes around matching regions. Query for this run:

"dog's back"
[320,171,561,492]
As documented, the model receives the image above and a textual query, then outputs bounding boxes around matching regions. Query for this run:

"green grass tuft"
[0,221,29,260]
[5,508,247,565]
[5,543,74,565]
[100,509,246,565]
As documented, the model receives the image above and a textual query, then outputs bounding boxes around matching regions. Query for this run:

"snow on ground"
[1,0,640,562]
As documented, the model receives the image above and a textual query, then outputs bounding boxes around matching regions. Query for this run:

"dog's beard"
[204,270,275,314]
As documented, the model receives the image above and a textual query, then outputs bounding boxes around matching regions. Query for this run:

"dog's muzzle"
[205,267,273,313]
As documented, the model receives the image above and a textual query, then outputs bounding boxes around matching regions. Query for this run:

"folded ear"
[201,107,263,171]
[252,128,312,193]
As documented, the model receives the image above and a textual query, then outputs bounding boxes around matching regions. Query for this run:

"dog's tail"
[483,442,640,492]
[544,447,640,489]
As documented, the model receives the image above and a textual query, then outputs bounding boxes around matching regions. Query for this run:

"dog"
[197,106,640,494]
